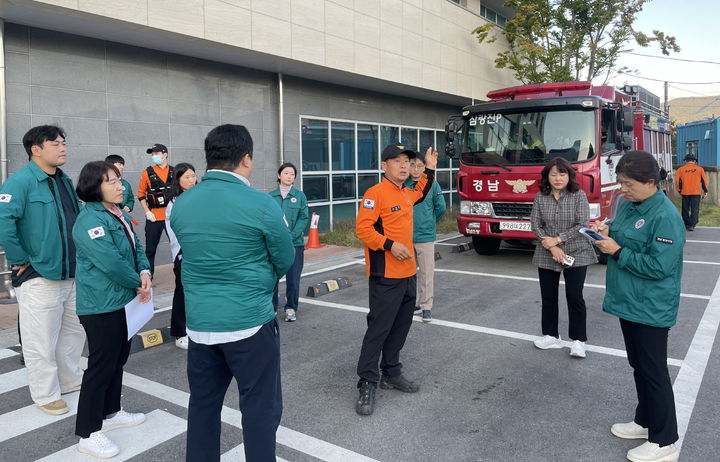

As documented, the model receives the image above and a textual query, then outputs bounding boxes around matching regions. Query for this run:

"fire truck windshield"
[459,109,596,166]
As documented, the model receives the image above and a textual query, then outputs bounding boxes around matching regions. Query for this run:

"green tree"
[473,0,679,84]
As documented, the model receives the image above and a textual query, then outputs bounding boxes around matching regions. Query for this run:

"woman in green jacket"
[592,151,684,462]
[269,162,309,322]
[72,161,152,459]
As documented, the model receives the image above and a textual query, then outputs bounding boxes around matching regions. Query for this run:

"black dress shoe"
[380,374,419,393]
[356,381,376,415]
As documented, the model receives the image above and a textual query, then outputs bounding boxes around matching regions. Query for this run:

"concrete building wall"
[24,0,516,101]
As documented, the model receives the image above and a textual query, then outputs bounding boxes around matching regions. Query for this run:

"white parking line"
[298,297,684,367]
[434,268,712,300]
[673,269,720,451]
[0,393,79,443]
[221,444,289,462]
[0,348,19,360]
[686,239,720,244]
[37,410,186,462]
[122,372,379,462]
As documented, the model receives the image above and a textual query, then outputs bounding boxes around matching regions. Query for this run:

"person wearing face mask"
[268,162,309,322]
[137,143,174,275]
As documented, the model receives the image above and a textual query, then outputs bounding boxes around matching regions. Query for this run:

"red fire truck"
[445,81,673,255]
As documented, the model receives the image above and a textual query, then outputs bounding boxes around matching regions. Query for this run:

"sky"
[603,0,720,103]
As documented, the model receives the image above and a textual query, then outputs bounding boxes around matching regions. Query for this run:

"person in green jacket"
[105,154,135,212]
[170,124,294,462]
[0,125,85,416]
[269,162,309,322]
[405,151,446,322]
[72,161,152,459]
[592,151,684,462]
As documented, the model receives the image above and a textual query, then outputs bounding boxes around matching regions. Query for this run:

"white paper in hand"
[125,289,154,340]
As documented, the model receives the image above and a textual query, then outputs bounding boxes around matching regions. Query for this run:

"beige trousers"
[15,277,85,406]
[414,242,436,311]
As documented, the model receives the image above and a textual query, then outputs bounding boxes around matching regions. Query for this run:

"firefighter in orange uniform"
[354,144,438,416]
[675,153,708,231]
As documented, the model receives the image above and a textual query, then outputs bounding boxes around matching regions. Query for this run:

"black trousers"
[144,218,168,275]
[186,320,282,462]
[538,266,588,341]
[273,246,304,311]
[357,276,416,386]
[681,195,701,228]
[76,308,131,438]
[170,256,186,338]
[620,318,678,446]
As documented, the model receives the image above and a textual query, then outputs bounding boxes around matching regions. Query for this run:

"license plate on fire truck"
[499,221,531,232]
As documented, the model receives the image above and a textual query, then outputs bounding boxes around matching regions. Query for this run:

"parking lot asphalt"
[0,230,718,461]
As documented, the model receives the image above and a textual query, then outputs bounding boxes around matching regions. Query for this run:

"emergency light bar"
[487,81,592,100]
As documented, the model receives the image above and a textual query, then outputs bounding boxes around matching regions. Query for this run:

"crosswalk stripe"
[0,393,79,443]
[123,372,379,462]
[221,443,290,462]
[0,348,19,360]
[0,368,27,395]
[36,410,186,461]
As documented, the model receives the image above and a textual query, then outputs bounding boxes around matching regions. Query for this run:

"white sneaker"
[627,441,679,462]
[533,335,563,350]
[612,421,649,439]
[78,431,120,459]
[569,340,587,358]
[285,309,297,322]
[175,336,189,350]
[102,409,146,432]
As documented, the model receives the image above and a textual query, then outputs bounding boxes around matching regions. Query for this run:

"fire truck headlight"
[589,203,601,219]
[461,201,492,216]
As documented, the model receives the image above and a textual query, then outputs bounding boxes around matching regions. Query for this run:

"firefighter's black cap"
[146,143,168,154]
[381,144,417,161]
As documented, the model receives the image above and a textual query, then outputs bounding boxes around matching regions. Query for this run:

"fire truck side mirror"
[445,142,456,158]
[617,107,634,133]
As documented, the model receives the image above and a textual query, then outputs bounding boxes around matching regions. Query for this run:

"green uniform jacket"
[170,171,295,332]
[120,178,135,211]
[0,161,80,280]
[404,179,446,243]
[268,186,309,247]
[603,190,685,328]
[72,201,150,316]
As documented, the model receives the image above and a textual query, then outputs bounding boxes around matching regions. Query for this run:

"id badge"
[562,255,575,266]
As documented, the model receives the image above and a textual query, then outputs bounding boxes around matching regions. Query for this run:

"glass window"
[419,129,434,156]
[436,130,450,168]
[401,128,418,151]
[301,118,329,171]
[437,171,451,191]
[309,205,330,232]
[358,173,379,197]
[331,121,355,171]
[381,125,399,148]
[443,192,452,208]
[332,174,356,200]
[333,202,357,222]
[303,175,329,202]
[357,124,378,170]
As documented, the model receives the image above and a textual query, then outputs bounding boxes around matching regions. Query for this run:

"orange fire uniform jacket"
[356,170,435,278]
[676,163,708,196]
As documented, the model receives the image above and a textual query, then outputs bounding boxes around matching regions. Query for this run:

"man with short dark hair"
[105,154,134,213]
[675,153,708,231]
[171,124,295,462]
[354,143,438,416]
[138,144,173,274]
[0,125,85,415]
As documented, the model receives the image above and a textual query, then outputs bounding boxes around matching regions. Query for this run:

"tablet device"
[579,227,606,241]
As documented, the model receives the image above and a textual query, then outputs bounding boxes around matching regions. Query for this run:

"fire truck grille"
[492,202,533,219]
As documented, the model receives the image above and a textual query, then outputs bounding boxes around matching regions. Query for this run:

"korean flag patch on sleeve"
[0,194,11,203]
[363,198,375,209]
[88,226,105,239]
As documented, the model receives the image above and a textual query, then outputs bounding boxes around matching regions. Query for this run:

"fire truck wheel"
[472,236,501,255]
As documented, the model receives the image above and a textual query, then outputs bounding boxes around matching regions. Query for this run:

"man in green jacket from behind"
[0,125,85,416]
[170,124,295,462]
[405,150,446,322]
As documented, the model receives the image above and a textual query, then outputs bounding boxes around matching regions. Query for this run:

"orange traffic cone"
[305,212,325,249]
